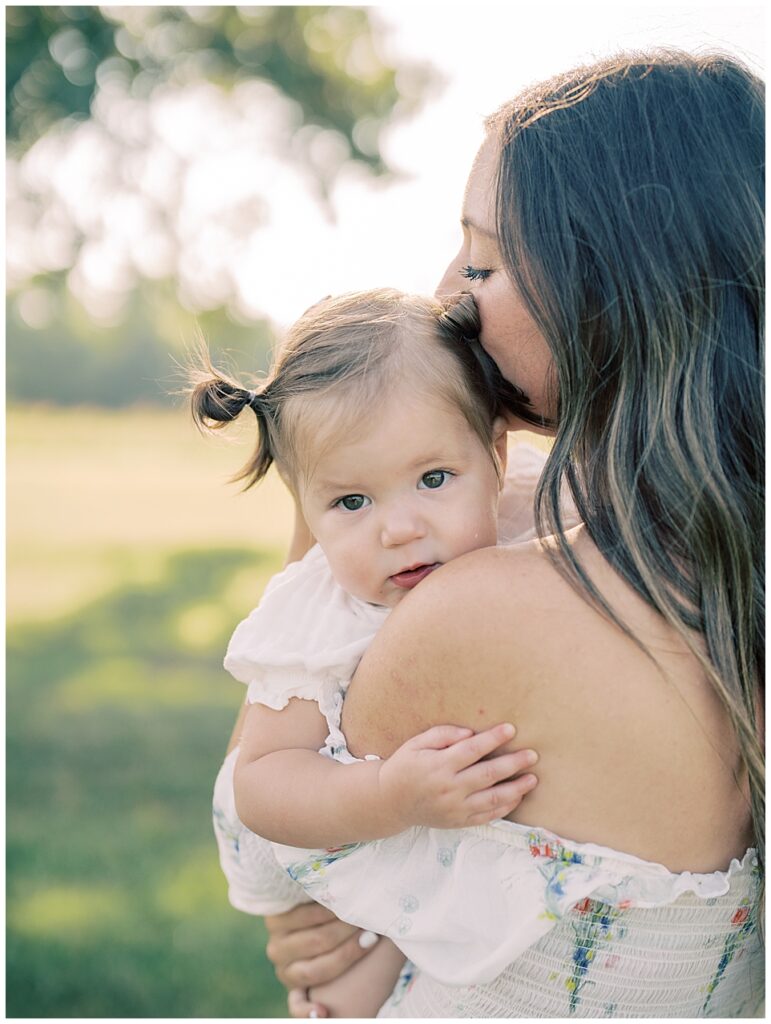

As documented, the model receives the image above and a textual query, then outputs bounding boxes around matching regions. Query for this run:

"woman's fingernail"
[309,1011,318,1019]
[358,930,379,949]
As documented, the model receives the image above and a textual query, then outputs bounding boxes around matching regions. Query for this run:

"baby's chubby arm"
[234,698,538,848]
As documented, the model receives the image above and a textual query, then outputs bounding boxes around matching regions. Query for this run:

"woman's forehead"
[462,135,499,237]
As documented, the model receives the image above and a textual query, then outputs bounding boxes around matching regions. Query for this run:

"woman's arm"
[264,902,380,1016]
[285,500,315,567]
[308,937,406,1018]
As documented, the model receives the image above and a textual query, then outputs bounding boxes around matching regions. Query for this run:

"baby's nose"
[380,507,427,547]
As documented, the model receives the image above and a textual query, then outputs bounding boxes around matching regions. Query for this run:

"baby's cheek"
[473,506,500,550]
[335,562,378,605]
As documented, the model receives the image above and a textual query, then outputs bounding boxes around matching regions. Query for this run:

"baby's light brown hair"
[190,289,527,494]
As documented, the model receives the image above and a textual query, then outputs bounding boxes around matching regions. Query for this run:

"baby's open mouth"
[389,563,441,589]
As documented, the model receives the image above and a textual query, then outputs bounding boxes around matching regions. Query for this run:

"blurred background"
[6,4,764,1017]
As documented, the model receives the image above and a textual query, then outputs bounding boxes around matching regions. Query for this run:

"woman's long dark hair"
[489,52,764,868]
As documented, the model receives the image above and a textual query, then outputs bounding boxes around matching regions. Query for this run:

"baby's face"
[299,390,503,608]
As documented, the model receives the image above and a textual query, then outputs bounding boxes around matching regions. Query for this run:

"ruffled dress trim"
[273,787,759,985]
[223,544,388,732]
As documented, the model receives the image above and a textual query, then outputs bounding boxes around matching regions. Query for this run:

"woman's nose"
[380,506,427,548]
[435,250,464,299]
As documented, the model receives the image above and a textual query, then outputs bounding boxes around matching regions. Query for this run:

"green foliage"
[7,277,275,406]
[6,5,429,170]
[6,6,116,146]
[6,543,292,1017]
[6,5,437,406]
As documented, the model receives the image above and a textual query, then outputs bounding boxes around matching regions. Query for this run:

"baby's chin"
[355,582,418,610]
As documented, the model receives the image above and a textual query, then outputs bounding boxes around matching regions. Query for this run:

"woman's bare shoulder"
[342,540,582,756]
[342,533,751,869]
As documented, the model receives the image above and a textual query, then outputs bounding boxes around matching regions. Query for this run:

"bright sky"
[264,2,767,325]
[9,3,766,331]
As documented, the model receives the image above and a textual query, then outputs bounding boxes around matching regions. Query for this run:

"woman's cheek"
[479,281,556,421]
[475,289,519,380]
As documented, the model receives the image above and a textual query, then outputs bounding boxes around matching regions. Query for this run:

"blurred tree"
[6,6,438,406]
[7,5,427,172]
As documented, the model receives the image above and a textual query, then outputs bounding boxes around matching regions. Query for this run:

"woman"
[257,50,764,1016]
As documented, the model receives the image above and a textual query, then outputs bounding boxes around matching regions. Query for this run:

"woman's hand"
[264,902,380,1014]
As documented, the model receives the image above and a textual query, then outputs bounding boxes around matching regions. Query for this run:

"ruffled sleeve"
[223,544,389,710]
[270,821,759,987]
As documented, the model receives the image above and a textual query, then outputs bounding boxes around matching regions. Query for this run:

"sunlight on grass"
[175,602,233,652]
[7,555,117,628]
[9,884,133,941]
[7,406,549,626]
[223,564,281,612]
[7,405,294,625]
[55,658,237,711]
[132,799,173,834]
[155,848,231,919]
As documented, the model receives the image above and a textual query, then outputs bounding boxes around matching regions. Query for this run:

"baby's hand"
[378,723,538,830]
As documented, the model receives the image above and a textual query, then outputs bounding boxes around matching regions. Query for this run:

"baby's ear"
[492,416,509,484]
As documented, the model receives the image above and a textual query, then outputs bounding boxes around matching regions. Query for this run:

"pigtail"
[187,348,276,490]
[437,293,538,424]
[438,291,481,342]
[191,376,257,426]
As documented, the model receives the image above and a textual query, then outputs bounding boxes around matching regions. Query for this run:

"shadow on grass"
[7,546,290,1018]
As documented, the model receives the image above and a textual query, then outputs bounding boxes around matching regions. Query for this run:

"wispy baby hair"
[190,288,523,493]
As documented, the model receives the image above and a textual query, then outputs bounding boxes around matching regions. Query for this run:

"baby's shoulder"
[224,545,387,688]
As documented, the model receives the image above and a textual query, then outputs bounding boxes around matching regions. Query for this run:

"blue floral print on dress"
[388,960,416,1007]
[212,802,241,855]
[284,843,363,886]
[565,899,627,1014]
[701,862,760,1014]
[527,831,587,921]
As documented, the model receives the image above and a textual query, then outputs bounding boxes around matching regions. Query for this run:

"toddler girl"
[193,289,542,1016]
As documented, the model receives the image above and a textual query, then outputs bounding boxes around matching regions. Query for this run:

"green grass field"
[7,404,295,1018]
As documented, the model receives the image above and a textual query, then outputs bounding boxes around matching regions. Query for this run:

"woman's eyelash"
[460,264,492,281]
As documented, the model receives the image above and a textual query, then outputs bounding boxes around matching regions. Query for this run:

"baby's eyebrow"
[313,478,361,497]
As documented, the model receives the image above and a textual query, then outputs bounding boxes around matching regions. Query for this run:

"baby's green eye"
[336,494,370,511]
[419,470,451,490]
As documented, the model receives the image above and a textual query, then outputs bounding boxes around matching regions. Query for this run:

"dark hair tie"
[245,389,262,413]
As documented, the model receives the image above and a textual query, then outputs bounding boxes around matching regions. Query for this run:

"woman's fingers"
[274,928,378,990]
[287,988,328,1019]
[265,902,338,937]
[267,915,360,972]
[459,748,538,792]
